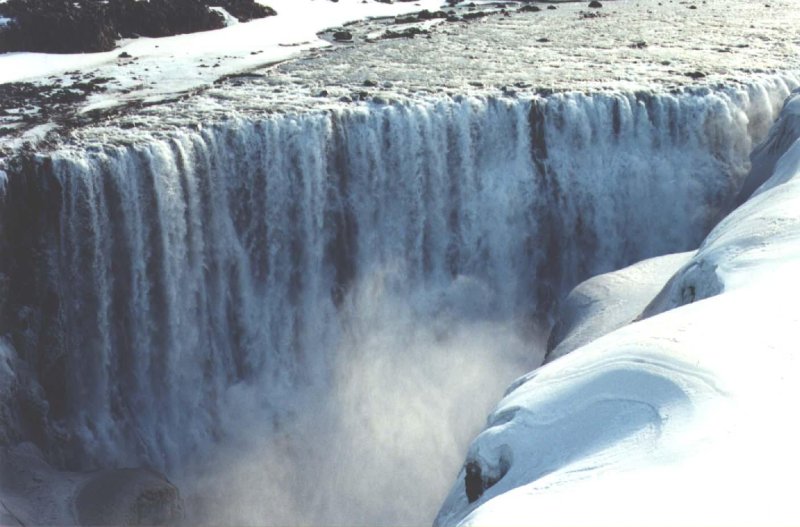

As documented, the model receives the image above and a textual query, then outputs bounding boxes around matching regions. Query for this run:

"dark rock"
[465,462,483,503]
[108,0,226,39]
[381,27,428,39]
[685,70,706,79]
[588,0,603,7]
[76,468,184,526]
[363,79,378,87]
[208,0,276,21]
[118,51,132,58]
[333,30,353,41]
[629,40,647,49]
[0,0,276,54]
[417,9,448,20]
[462,10,490,20]
[519,5,541,12]
[0,0,117,53]
[548,5,557,9]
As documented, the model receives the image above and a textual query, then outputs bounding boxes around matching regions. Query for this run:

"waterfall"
[0,77,794,524]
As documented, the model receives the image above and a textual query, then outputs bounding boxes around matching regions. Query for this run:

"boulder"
[76,468,183,526]
[333,30,353,42]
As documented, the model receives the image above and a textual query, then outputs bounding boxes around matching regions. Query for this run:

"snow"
[0,16,12,28]
[0,0,443,111]
[435,90,800,527]
[1,0,798,132]
[2,1,800,524]
[545,251,694,363]
[208,6,239,27]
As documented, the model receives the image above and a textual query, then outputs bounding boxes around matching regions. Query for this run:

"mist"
[182,266,545,526]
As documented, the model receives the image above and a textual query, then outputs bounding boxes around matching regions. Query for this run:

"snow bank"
[736,91,800,203]
[545,251,693,363]
[436,90,800,527]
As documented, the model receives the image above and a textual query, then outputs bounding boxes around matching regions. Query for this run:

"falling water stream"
[0,79,794,524]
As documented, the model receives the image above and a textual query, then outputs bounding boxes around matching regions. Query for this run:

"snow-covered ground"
[2,0,800,147]
[0,0,442,106]
[435,90,800,527]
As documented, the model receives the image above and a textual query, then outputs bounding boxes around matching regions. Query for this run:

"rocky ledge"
[0,443,183,526]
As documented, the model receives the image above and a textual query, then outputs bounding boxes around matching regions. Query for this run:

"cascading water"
[0,78,794,524]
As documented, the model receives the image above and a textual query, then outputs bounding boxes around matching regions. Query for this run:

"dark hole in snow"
[465,461,483,503]
[464,454,511,504]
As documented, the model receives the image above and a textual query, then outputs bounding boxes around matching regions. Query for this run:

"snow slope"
[544,251,694,364]
[435,90,800,527]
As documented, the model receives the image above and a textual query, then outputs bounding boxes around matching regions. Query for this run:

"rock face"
[0,0,276,54]
[0,0,117,53]
[0,443,183,526]
[76,468,183,526]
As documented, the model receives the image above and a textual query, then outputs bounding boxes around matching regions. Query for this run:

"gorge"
[2,1,800,525]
